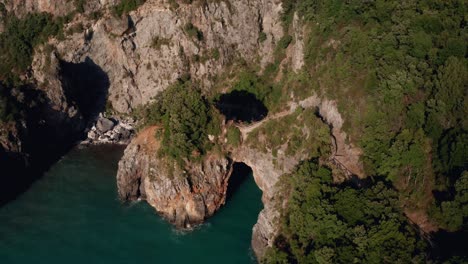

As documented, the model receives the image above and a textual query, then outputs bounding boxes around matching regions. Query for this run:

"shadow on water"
[0,57,110,206]
[226,162,254,202]
[216,90,268,123]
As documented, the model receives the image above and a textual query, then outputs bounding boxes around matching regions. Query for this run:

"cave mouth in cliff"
[216,90,268,123]
[226,162,254,201]
[59,57,110,121]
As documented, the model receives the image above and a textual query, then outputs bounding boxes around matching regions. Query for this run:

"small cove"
[0,145,263,264]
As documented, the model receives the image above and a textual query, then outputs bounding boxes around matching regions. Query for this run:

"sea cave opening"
[216,90,268,123]
[226,162,255,201]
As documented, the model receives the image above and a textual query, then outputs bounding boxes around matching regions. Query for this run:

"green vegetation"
[113,0,146,17]
[144,80,220,164]
[150,36,171,50]
[259,32,267,43]
[211,48,220,61]
[247,109,330,157]
[192,48,221,64]
[262,0,467,261]
[74,0,86,13]
[0,81,23,124]
[230,71,283,112]
[66,23,84,35]
[430,171,468,232]
[184,22,203,41]
[226,126,241,147]
[276,0,467,215]
[265,160,428,263]
[0,13,64,79]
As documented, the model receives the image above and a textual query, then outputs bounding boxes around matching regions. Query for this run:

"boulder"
[96,117,115,133]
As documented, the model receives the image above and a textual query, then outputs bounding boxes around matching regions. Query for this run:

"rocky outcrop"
[117,126,233,228]
[232,146,305,258]
[317,99,364,179]
[116,93,365,259]
[116,122,312,259]
[293,95,365,179]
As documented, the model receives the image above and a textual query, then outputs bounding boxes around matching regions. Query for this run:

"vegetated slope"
[260,0,467,263]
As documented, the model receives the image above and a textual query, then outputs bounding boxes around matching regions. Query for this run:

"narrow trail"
[235,96,318,141]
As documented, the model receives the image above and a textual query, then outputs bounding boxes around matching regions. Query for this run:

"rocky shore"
[81,115,135,145]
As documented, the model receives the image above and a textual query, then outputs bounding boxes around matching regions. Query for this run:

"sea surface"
[0,145,263,263]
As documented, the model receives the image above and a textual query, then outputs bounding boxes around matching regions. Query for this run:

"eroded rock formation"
[117,126,233,228]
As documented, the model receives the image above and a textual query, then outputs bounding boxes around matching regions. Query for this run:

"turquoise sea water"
[0,146,263,264]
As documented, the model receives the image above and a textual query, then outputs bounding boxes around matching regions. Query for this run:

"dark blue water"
[0,146,263,263]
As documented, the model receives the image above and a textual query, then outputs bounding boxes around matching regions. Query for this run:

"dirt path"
[235,96,318,141]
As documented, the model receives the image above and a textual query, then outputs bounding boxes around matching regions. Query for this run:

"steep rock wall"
[54,0,283,112]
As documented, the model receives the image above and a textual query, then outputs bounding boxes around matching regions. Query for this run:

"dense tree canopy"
[265,160,428,263]
[263,0,467,262]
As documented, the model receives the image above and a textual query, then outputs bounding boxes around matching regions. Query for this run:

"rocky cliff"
[115,94,362,259]
[117,126,233,228]
[116,124,309,257]
[55,0,282,113]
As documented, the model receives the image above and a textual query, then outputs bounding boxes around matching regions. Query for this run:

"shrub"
[259,31,267,43]
[113,0,146,17]
[150,36,171,50]
[184,22,203,41]
[226,126,241,147]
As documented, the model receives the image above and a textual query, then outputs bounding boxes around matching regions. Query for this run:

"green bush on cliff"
[113,0,146,17]
[264,160,428,263]
[0,12,64,79]
[146,80,219,164]
[226,126,241,147]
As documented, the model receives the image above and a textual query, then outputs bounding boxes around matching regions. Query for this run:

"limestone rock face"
[52,0,283,113]
[233,145,307,258]
[117,126,233,228]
